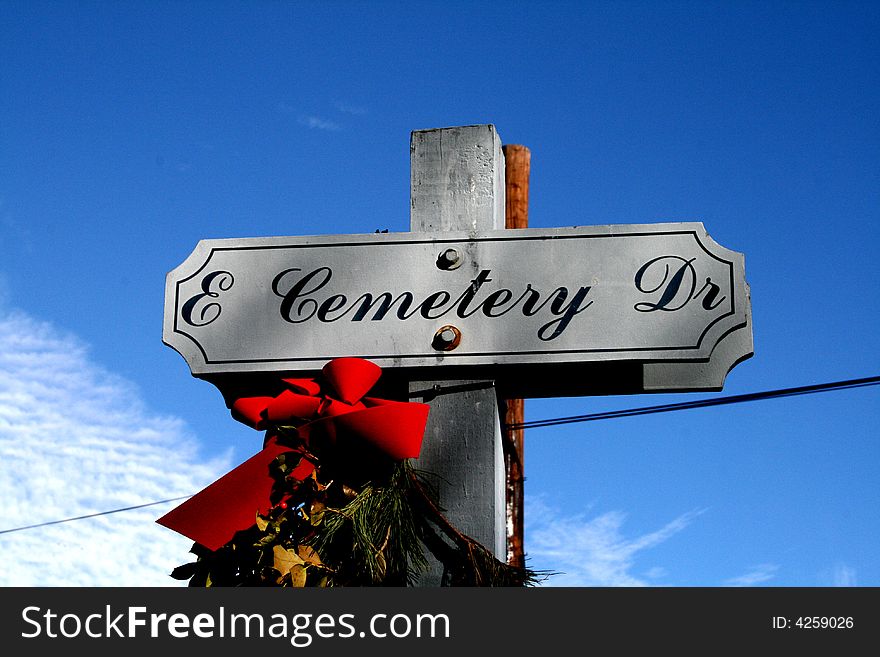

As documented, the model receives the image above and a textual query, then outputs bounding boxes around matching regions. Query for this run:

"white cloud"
[644,566,668,580]
[0,309,230,586]
[830,563,857,587]
[298,115,341,131]
[525,497,704,586]
[723,563,779,587]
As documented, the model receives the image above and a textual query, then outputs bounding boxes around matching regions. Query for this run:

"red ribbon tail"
[156,439,292,551]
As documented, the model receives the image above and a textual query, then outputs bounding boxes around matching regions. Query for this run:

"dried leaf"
[297,545,323,566]
[289,564,308,587]
[309,500,326,526]
[255,534,276,548]
[255,513,269,532]
[273,545,305,575]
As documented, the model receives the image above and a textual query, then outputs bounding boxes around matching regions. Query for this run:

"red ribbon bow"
[157,357,430,551]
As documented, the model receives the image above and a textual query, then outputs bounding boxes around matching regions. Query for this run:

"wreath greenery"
[171,424,547,587]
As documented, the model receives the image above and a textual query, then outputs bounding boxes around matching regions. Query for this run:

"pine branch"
[405,462,547,586]
[308,461,428,586]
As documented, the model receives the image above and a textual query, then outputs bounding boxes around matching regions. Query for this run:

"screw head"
[432,325,462,351]
[437,248,462,270]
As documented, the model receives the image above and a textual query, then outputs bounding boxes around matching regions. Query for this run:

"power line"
[1,375,877,536]
[508,375,880,430]
[0,495,192,536]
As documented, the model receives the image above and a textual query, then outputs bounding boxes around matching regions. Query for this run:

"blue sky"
[1,0,877,586]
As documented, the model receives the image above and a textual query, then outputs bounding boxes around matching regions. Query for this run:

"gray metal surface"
[164,222,752,381]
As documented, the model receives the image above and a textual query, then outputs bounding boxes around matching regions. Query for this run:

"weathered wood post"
[407,125,507,585]
[501,143,530,570]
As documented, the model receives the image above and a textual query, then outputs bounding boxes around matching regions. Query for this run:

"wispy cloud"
[524,497,705,586]
[277,101,358,131]
[828,563,857,586]
[0,309,230,586]
[298,115,341,131]
[723,563,779,586]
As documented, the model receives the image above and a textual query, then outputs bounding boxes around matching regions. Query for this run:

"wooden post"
[501,144,530,569]
[408,125,507,585]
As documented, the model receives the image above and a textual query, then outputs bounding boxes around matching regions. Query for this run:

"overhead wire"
[1,375,877,536]
[507,375,880,430]
[0,496,192,536]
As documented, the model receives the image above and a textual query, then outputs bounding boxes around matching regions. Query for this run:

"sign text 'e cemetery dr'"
[164,222,752,394]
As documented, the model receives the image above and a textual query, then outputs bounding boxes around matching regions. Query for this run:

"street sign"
[164,221,752,394]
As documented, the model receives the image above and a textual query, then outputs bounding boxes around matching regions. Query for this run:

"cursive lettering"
[270,267,593,341]
[181,271,234,327]
[634,256,727,313]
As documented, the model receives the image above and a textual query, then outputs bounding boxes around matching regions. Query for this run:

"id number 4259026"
[772,616,854,630]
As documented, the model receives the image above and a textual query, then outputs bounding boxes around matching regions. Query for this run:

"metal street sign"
[163,222,752,394]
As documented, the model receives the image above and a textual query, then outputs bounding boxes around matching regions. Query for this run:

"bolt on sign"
[163,222,753,397]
